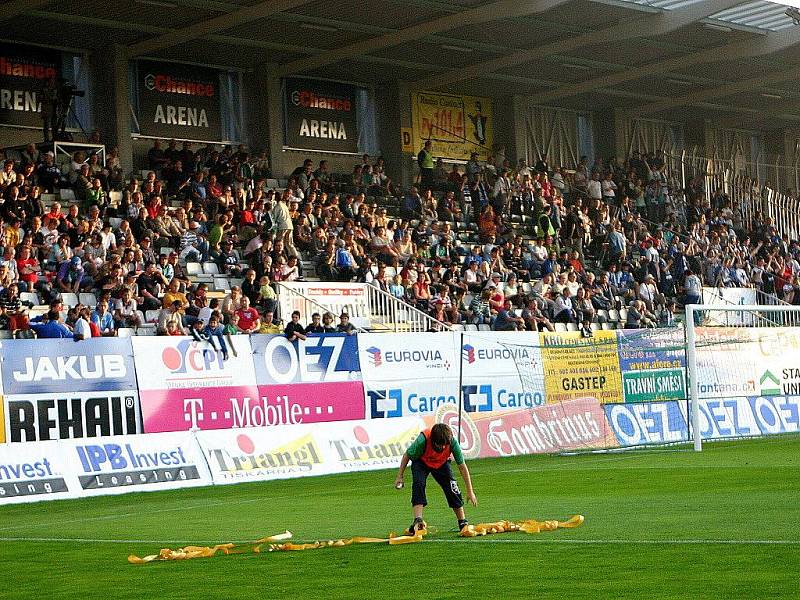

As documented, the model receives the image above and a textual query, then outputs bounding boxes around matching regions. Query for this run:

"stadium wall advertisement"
[0,42,62,129]
[411,91,493,160]
[283,78,359,153]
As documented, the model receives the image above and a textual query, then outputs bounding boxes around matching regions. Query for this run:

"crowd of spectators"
[0,134,797,340]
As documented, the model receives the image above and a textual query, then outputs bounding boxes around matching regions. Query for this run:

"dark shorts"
[411,459,464,509]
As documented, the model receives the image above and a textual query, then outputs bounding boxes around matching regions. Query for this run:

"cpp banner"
[461,331,545,413]
[283,77,359,153]
[63,431,210,497]
[251,333,365,425]
[541,331,623,404]
[0,42,61,128]
[1,338,138,395]
[136,60,222,140]
[358,332,459,419]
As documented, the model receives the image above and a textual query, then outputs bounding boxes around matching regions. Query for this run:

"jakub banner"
[196,425,330,485]
[132,336,257,391]
[358,332,459,418]
[0,440,75,504]
[0,42,61,128]
[283,78,359,153]
[1,338,138,395]
[63,431,210,497]
[411,91,493,160]
[541,331,623,404]
[618,329,686,403]
[461,332,545,412]
[4,391,141,443]
[425,397,617,458]
[136,60,221,140]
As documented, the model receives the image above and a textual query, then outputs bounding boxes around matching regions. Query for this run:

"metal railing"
[275,283,370,333]
[363,284,452,333]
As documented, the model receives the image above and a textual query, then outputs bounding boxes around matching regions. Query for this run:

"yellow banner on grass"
[542,331,623,404]
[411,92,493,160]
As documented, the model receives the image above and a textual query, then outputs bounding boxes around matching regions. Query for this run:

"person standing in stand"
[394,423,477,535]
[417,140,435,191]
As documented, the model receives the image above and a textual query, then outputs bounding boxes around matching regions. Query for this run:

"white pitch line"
[0,536,798,546]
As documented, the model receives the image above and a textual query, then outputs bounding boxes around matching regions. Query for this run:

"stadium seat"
[136,310,146,326]
[566,323,578,332]
[79,293,98,307]
[229,277,244,288]
[117,327,133,338]
[554,323,568,332]
[14,329,35,339]
[0,330,12,339]
[591,323,601,331]
[20,292,40,306]
[597,309,609,322]
[607,309,620,323]
[136,325,157,336]
[464,324,478,331]
[478,324,491,331]
[213,276,231,293]
[186,262,202,276]
[60,293,79,308]
[600,323,611,330]
[59,188,75,202]
[450,324,464,331]
[619,308,628,322]
[202,262,220,275]
[145,310,160,323]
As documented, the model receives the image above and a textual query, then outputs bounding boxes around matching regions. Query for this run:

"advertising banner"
[1,338,138,395]
[541,331,623,404]
[461,331,546,412]
[323,418,424,472]
[63,432,210,497]
[0,42,61,128]
[197,424,329,484]
[411,91,493,160]
[358,332,459,418]
[425,398,617,459]
[701,287,758,325]
[136,60,221,140]
[284,78,359,153]
[277,283,368,328]
[132,336,257,391]
[4,392,141,443]
[0,440,75,504]
[604,401,688,447]
[618,329,686,403]
[0,397,4,444]
[250,333,361,385]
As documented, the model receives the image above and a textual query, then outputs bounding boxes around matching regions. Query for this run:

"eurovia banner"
[411,92,493,160]
[541,331,623,404]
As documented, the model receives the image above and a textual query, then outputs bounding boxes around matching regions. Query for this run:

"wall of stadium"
[2,328,799,504]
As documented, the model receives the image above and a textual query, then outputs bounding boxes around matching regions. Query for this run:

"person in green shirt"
[394,423,477,535]
[417,140,434,191]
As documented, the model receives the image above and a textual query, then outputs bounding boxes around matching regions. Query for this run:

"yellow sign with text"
[401,127,414,153]
[541,331,623,404]
[411,92,493,160]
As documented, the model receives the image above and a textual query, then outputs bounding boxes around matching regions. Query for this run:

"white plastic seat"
[203,262,220,275]
[79,293,98,307]
[60,293,79,308]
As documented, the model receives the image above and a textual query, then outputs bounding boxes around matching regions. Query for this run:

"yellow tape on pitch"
[128,515,583,564]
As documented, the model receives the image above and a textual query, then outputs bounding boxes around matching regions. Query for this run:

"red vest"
[420,428,451,469]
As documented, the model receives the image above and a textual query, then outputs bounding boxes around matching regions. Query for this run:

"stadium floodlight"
[684,304,800,453]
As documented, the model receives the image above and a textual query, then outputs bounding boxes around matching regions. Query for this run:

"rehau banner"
[284,78,359,153]
[411,91,493,160]
[0,42,61,128]
[136,60,221,140]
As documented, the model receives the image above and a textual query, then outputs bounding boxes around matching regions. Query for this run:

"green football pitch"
[1,435,798,599]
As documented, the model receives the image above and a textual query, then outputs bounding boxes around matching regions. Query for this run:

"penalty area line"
[0,537,798,546]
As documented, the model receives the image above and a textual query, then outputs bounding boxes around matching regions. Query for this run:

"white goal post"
[685,303,800,452]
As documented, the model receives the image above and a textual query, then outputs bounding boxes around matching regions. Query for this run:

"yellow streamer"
[127,516,582,563]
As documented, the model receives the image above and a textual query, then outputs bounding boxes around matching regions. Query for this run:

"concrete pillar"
[241,65,270,155]
[92,45,132,174]
[375,81,404,191]
[263,64,288,178]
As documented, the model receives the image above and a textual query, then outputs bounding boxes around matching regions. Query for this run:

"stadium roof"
[1,0,800,129]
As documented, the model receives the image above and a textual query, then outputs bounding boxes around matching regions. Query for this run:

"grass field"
[1,435,798,599]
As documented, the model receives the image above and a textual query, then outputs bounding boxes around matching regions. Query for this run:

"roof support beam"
[126,0,310,58]
[279,0,570,76]
[625,61,800,119]
[411,0,747,91]
[533,27,800,105]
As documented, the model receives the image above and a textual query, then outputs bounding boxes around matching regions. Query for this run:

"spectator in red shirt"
[235,296,261,333]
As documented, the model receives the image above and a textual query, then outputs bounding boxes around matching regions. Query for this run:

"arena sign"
[284,78,359,153]
[0,42,61,128]
[136,60,221,140]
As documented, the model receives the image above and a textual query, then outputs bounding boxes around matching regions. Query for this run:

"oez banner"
[250,333,360,384]
[1,338,137,395]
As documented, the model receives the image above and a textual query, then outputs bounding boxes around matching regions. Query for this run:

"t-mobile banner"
[0,42,61,128]
[63,431,210,497]
[425,398,618,459]
[132,336,257,391]
[0,440,76,504]
[284,78,359,153]
[1,338,138,395]
[4,392,141,443]
[136,60,222,140]
[358,332,459,419]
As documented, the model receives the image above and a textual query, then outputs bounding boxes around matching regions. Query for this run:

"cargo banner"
[4,392,141,443]
[284,78,359,153]
[136,60,221,140]
[63,431,210,497]
[618,329,686,403]
[461,332,545,412]
[542,331,623,404]
[0,42,61,128]
[358,333,458,418]
[411,92,493,160]
[424,398,617,459]
[1,338,137,395]
[0,440,75,504]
